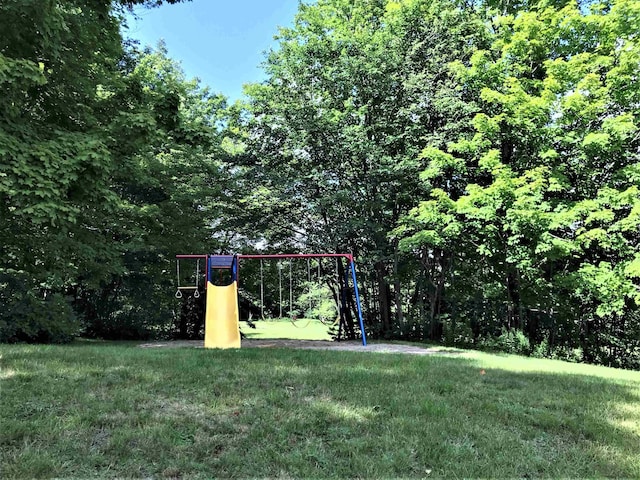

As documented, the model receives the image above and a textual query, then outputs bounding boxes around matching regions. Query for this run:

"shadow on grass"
[1,344,639,478]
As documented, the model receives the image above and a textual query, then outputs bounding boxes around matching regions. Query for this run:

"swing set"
[258,257,338,328]
[174,253,367,348]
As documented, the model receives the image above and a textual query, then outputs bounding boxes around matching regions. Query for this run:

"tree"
[240,0,488,337]
[397,0,640,367]
[0,0,234,342]
[73,40,231,340]
[1,0,134,341]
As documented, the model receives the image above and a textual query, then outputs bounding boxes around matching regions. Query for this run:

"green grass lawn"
[1,342,639,478]
[243,318,333,341]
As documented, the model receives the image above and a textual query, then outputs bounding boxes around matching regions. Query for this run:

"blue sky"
[123,0,301,102]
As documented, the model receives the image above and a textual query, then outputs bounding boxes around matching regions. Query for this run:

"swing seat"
[290,317,312,329]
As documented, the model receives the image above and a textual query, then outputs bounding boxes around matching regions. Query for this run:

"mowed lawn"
[1,342,639,479]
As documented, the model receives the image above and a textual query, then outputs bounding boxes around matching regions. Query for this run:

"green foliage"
[241,0,488,338]
[0,275,79,343]
[297,282,338,322]
[0,1,229,342]
[2,0,640,370]
[532,337,582,363]
[479,329,531,356]
[395,0,640,368]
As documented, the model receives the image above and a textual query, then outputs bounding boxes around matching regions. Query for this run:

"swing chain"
[278,261,283,318]
[175,260,182,298]
[193,259,200,298]
[260,259,264,319]
[307,258,312,319]
[175,258,201,299]
[289,259,293,318]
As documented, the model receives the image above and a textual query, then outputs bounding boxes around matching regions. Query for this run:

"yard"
[1,340,639,478]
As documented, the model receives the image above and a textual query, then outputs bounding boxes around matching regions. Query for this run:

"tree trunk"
[393,243,404,327]
[336,258,356,340]
[506,270,521,330]
[375,261,392,334]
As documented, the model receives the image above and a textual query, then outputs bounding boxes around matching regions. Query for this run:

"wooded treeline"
[2,0,639,368]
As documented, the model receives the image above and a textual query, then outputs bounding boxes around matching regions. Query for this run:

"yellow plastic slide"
[204,281,241,349]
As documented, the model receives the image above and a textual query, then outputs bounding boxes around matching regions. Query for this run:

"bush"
[170,291,205,340]
[441,314,475,347]
[532,336,582,363]
[0,281,80,343]
[85,307,158,341]
[390,313,419,340]
[77,275,178,341]
[479,328,531,356]
[298,282,338,322]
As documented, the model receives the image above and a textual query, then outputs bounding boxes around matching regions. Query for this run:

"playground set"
[175,253,367,348]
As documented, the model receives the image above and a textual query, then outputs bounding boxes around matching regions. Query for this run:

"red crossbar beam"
[238,253,354,262]
[176,253,353,261]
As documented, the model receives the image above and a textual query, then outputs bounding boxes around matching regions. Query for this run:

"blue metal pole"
[231,255,238,282]
[349,260,367,346]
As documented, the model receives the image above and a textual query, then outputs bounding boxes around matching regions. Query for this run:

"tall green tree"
[73,41,231,339]
[1,0,134,340]
[0,0,232,342]
[240,0,487,336]
[397,0,640,367]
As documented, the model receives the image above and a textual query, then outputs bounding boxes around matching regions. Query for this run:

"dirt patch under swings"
[138,338,463,356]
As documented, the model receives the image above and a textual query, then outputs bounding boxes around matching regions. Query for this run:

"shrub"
[0,279,80,343]
[298,282,338,322]
[441,314,475,347]
[479,328,531,355]
[532,336,581,363]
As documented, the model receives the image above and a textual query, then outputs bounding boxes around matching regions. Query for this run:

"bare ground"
[138,339,463,355]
